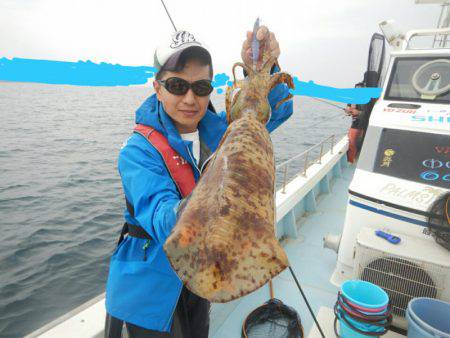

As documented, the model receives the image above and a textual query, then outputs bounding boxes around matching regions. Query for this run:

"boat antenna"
[160,0,178,32]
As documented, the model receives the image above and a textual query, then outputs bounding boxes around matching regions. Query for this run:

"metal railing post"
[318,143,324,164]
[302,151,309,177]
[282,164,289,193]
[330,135,335,154]
[275,133,342,190]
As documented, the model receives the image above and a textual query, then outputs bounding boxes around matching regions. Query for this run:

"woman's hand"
[345,105,361,118]
[241,25,280,71]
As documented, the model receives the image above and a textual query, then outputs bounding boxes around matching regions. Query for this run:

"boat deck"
[25,140,405,338]
[24,139,353,338]
[210,165,355,337]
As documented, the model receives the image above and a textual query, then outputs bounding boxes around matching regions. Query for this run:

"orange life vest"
[134,124,196,197]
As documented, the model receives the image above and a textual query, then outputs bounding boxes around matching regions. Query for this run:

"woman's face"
[154,60,211,134]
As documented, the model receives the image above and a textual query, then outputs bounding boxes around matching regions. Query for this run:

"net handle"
[241,280,274,338]
[269,279,274,299]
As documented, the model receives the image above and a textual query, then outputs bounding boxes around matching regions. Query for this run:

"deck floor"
[210,165,355,338]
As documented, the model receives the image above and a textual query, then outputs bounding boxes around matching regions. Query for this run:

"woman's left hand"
[241,25,280,71]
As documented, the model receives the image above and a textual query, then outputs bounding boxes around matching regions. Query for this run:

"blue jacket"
[105,84,293,331]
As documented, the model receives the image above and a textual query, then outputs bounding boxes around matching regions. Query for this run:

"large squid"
[163,55,295,303]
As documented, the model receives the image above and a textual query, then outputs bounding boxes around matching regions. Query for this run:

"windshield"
[385,57,450,104]
[358,127,449,189]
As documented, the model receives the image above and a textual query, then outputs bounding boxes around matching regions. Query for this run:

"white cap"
[153,30,211,71]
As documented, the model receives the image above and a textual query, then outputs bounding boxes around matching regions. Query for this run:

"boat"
[24,1,449,337]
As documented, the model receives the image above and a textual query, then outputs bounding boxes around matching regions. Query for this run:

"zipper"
[200,152,215,174]
[164,285,183,331]
[185,144,201,176]
[142,240,151,261]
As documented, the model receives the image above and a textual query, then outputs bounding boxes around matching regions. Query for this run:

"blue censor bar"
[0,57,157,86]
[290,77,382,104]
[0,57,382,104]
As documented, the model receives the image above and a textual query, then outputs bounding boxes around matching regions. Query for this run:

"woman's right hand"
[345,106,360,117]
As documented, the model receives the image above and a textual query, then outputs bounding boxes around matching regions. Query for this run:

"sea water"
[0,82,349,337]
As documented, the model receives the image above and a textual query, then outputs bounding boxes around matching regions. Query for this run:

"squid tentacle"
[269,72,295,110]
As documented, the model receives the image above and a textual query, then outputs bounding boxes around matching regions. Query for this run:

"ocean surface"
[0,82,350,338]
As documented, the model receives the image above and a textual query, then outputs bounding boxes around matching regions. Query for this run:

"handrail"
[405,27,450,49]
[276,134,338,193]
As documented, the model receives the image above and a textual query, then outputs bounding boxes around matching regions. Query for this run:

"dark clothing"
[105,286,210,338]
[350,115,361,129]
[348,104,365,130]
[360,99,376,132]
[346,103,367,163]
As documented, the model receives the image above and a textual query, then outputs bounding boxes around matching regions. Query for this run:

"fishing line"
[160,0,178,32]
[302,111,347,130]
[298,96,350,130]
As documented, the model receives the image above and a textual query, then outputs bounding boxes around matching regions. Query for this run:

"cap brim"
[161,46,211,71]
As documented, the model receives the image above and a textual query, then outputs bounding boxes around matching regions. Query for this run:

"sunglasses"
[157,77,213,97]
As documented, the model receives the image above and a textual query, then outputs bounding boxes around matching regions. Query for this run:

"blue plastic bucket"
[339,314,387,338]
[406,298,450,338]
[338,280,390,338]
[341,280,389,309]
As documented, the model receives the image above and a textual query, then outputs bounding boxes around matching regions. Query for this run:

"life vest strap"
[134,124,195,198]
[118,222,152,246]
[120,124,196,244]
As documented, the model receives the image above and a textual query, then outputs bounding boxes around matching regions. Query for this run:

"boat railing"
[405,27,450,49]
[23,133,350,338]
[275,134,341,193]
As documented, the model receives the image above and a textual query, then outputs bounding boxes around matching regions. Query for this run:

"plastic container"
[341,280,389,310]
[338,280,390,338]
[406,297,450,338]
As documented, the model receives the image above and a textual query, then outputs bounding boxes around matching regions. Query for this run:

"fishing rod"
[155,7,327,335]
[157,1,346,117]
[160,0,178,32]
[310,97,347,110]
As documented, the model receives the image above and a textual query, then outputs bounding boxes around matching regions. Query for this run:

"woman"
[345,82,365,163]
[104,27,294,338]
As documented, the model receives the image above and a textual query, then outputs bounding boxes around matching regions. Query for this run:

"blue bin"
[341,280,389,309]
[338,280,390,338]
[339,310,387,338]
[407,298,450,338]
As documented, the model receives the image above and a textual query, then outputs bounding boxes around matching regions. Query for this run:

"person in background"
[345,82,365,163]
[426,192,450,251]
[104,27,293,338]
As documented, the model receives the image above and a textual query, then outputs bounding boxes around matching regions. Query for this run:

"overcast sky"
[0,0,441,86]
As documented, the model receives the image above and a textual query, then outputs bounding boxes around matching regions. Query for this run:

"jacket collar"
[135,94,227,174]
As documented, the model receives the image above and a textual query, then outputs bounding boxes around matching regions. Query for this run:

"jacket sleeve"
[118,140,181,244]
[217,83,293,133]
[266,83,293,133]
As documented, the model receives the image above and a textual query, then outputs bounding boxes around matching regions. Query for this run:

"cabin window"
[385,57,450,104]
[368,128,450,189]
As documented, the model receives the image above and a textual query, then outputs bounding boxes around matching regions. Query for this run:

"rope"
[333,292,392,337]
